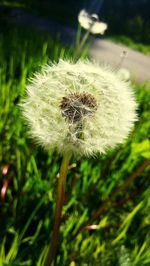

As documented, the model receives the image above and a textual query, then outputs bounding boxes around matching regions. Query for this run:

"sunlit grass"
[0,26,150,265]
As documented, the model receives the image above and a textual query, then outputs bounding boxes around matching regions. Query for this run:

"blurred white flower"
[117,68,131,81]
[78,9,107,34]
[22,60,137,157]
[118,246,131,266]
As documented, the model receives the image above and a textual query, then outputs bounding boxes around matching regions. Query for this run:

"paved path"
[90,40,150,83]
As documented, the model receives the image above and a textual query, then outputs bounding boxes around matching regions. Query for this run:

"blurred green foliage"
[109,35,150,56]
[0,26,150,265]
[102,0,150,44]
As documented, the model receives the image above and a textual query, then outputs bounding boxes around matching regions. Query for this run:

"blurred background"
[1,0,150,80]
[0,1,150,266]
[0,0,150,43]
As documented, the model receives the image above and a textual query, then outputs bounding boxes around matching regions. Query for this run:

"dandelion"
[78,9,107,34]
[21,59,137,265]
[22,60,137,157]
[75,10,107,60]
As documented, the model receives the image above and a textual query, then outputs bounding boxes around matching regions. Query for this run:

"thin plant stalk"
[44,150,72,266]
[74,28,91,61]
[115,50,128,70]
[75,24,82,48]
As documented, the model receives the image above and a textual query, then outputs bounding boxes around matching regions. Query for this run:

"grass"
[109,35,150,56]
[0,25,150,265]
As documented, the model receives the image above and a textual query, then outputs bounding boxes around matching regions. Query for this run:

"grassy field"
[0,26,150,266]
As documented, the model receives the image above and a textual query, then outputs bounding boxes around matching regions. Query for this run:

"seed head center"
[60,92,97,123]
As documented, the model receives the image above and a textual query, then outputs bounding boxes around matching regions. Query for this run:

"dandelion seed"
[78,9,107,34]
[22,60,137,157]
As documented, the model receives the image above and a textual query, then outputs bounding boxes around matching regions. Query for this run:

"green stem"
[44,150,72,266]
[74,29,90,61]
[75,23,82,48]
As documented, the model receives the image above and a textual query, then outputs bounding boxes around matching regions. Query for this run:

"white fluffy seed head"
[21,59,137,157]
[78,9,107,34]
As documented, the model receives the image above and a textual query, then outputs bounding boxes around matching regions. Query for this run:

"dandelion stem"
[74,29,90,61]
[75,23,82,48]
[45,150,72,266]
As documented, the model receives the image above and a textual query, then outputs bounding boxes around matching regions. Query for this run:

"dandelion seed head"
[78,9,107,35]
[22,60,137,157]
[60,92,97,123]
